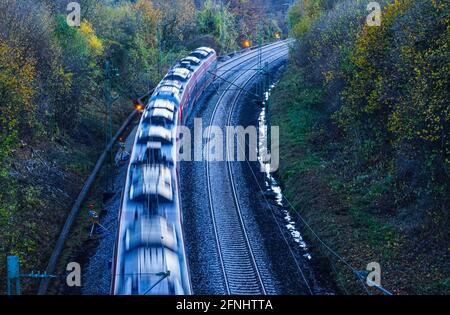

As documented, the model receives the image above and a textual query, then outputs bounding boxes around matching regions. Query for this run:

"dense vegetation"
[0,0,288,293]
[272,0,449,294]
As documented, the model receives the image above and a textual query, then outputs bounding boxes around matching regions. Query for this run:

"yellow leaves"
[387,110,401,134]
[88,36,103,53]
[135,0,158,23]
[323,71,334,84]
[134,0,158,46]
[79,21,95,37]
[0,40,36,131]
[354,0,413,64]
[341,0,450,165]
[0,41,36,100]
[79,21,104,55]
[149,0,196,42]
[414,67,422,78]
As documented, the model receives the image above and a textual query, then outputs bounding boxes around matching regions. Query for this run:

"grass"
[270,66,449,295]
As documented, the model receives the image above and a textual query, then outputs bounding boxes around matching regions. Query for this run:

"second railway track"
[206,43,291,295]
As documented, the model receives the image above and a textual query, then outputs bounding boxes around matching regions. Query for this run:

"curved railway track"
[205,44,290,295]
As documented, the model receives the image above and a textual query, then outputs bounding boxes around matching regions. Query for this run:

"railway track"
[205,43,291,295]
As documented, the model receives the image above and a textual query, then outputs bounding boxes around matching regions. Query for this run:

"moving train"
[111,47,217,295]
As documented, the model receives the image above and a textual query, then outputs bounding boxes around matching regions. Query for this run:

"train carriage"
[112,48,217,295]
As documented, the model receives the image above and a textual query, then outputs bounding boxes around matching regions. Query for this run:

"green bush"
[287,0,449,211]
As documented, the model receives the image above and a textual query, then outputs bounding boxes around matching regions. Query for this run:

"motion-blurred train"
[111,47,217,295]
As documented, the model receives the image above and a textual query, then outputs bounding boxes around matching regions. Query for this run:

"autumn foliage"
[288,0,449,215]
[274,0,449,294]
[0,0,289,294]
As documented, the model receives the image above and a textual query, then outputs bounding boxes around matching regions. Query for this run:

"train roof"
[190,50,209,59]
[196,47,215,54]
[156,85,182,95]
[153,86,182,104]
[178,61,192,69]
[137,125,173,144]
[165,68,191,81]
[144,107,175,124]
[114,45,216,296]
[149,99,176,112]
[125,216,177,252]
[129,164,173,202]
[181,56,201,65]
[158,79,184,90]
[131,142,174,166]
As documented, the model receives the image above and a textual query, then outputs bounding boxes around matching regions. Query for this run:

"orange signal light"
[134,101,144,111]
[242,39,252,48]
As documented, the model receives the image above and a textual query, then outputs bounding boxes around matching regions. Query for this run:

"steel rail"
[225,57,315,296]
[205,44,289,295]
